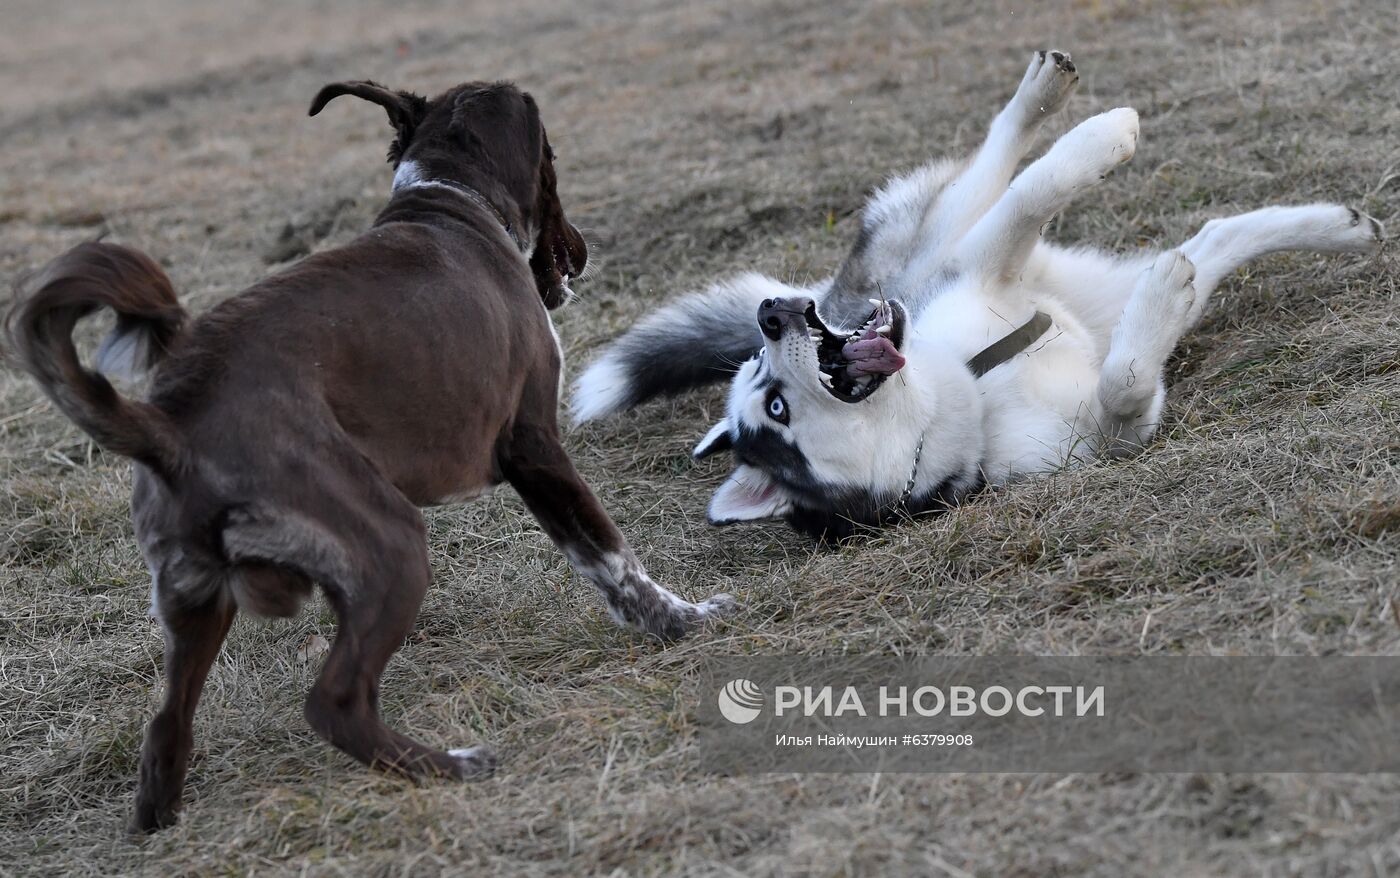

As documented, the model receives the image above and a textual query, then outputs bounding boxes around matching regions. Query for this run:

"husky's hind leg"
[956,107,1139,285]
[1095,250,1197,457]
[1179,205,1384,327]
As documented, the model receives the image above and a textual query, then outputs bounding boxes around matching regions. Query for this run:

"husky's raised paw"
[1047,107,1139,189]
[1015,49,1080,123]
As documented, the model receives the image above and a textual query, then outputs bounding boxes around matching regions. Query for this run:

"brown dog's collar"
[394,177,522,250]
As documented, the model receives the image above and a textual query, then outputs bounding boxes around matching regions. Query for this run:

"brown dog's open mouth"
[808,300,907,403]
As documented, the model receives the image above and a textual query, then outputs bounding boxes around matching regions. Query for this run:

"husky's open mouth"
[807,299,907,403]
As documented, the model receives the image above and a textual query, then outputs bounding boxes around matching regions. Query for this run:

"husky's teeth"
[818,373,833,387]
[868,298,882,306]
[875,324,891,334]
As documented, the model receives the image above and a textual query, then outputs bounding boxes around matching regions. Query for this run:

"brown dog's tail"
[6,242,189,479]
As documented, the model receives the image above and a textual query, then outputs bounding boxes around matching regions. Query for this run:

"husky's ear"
[693,419,734,459]
[708,465,791,525]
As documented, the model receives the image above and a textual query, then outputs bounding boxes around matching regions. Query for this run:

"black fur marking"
[732,418,824,499]
[784,469,982,542]
[609,327,762,411]
[730,407,982,541]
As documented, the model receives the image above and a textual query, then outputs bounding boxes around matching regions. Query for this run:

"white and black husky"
[573,51,1384,539]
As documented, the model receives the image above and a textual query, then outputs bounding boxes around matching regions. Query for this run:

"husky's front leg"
[922,51,1081,248]
[830,51,1079,323]
[957,107,1139,284]
[1095,250,1198,457]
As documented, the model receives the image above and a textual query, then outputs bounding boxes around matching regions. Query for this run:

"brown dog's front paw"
[129,795,180,835]
[447,745,497,779]
[696,592,738,619]
[655,591,739,641]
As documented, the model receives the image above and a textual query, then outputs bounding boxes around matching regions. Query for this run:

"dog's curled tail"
[571,273,805,423]
[5,241,188,477]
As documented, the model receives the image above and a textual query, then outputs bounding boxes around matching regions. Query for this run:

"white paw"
[1099,249,1196,418]
[1053,107,1140,185]
[1016,49,1080,120]
[1148,249,1196,293]
[1141,250,1197,333]
[449,745,497,779]
[697,593,739,617]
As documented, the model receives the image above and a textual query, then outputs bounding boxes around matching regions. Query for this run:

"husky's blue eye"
[766,393,789,425]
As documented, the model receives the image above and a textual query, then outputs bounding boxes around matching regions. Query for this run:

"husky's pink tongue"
[842,330,904,376]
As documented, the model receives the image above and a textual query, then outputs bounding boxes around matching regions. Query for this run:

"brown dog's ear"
[308,81,428,163]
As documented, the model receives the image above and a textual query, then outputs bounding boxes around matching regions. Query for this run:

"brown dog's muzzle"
[535,217,587,310]
[531,140,588,309]
[555,221,587,281]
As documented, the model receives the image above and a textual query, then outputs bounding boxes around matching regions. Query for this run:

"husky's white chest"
[915,289,1103,483]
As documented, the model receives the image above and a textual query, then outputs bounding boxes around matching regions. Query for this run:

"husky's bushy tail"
[571,273,815,422]
[5,242,188,478]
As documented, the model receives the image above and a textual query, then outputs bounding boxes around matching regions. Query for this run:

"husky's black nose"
[758,296,814,341]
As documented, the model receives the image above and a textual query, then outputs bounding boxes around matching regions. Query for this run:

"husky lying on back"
[573,51,1384,539]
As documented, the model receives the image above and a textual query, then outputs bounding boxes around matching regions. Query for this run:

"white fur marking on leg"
[448,745,496,776]
[564,548,733,633]
[546,310,566,398]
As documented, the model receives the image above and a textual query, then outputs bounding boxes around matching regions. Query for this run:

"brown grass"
[2,0,1398,874]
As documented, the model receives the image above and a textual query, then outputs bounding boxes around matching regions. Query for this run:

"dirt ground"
[2,0,1398,875]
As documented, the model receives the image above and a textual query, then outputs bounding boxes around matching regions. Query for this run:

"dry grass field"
[2,0,1398,874]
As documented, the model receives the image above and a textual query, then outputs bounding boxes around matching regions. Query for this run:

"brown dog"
[6,80,733,833]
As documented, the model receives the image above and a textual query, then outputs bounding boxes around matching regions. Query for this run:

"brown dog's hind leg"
[504,425,735,640]
[131,586,236,834]
[302,516,495,782]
